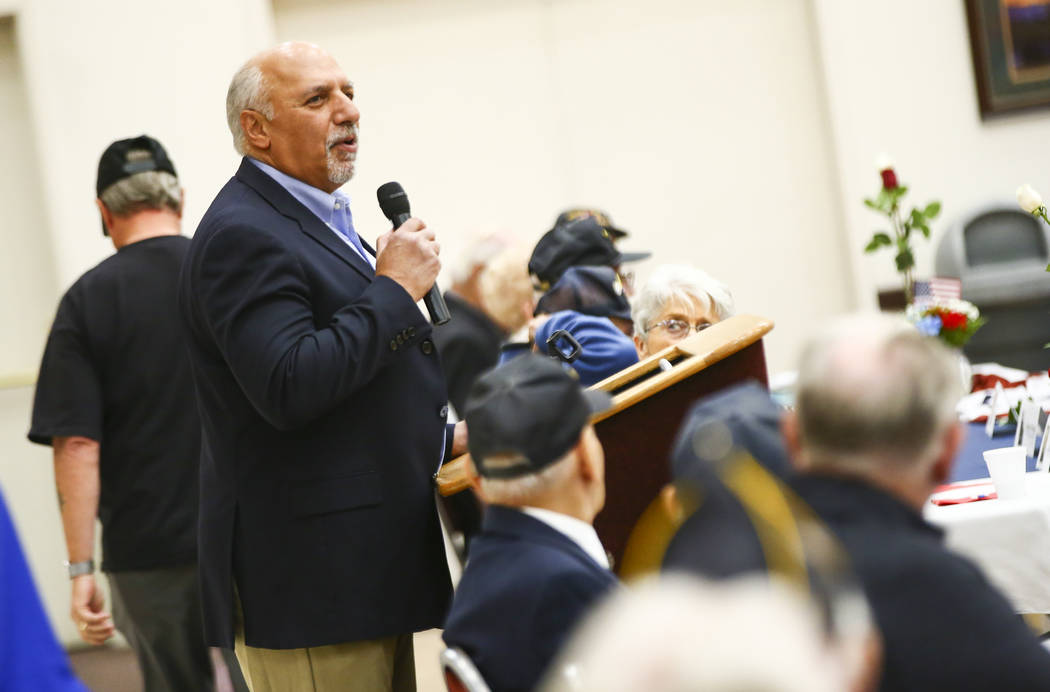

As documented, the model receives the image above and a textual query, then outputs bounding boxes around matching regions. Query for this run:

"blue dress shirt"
[248,158,374,268]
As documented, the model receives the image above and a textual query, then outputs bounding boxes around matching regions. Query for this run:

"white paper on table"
[987,383,1006,438]
[1027,373,1050,402]
[1039,416,1050,471]
[1018,401,1040,457]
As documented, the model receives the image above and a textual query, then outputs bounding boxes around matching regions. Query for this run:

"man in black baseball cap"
[442,355,619,692]
[29,135,240,690]
[529,216,650,292]
[95,135,178,236]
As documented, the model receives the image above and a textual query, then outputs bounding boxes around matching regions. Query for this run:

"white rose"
[1017,184,1043,214]
[875,152,895,172]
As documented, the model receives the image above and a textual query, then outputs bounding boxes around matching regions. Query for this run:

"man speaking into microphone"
[179,42,465,691]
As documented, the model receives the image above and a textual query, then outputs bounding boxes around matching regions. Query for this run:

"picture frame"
[966,0,1050,118]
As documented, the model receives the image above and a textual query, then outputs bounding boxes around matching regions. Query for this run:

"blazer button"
[389,339,398,351]
[396,333,405,345]
[421,339,434,355]
[408,327,416,338]
[439,404,449,419]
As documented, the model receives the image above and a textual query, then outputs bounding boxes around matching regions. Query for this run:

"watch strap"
[66,559,94,579]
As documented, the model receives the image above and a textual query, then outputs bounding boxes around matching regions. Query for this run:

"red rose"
[940,312,966,330]
[880,168,898,190]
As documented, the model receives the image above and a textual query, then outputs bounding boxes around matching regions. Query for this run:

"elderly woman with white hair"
[631,264,735,359]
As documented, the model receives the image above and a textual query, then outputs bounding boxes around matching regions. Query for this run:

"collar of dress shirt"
[248,157,351,230]
[520,506,610,569]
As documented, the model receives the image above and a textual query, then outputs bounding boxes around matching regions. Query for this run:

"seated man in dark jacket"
[443,355,620,692]
[784,313,1050,691]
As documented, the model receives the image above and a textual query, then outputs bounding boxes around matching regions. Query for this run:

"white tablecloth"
[925,473,1050,614]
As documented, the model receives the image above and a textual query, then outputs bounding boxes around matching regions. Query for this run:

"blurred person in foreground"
[180,42,464,690]
[541,574,848,692]
[1,486,88,691]
[435,238,532,416]
[28,136,218,690]
[632,264,735,359]
[443,355,620,692]
[785,313,1050,691]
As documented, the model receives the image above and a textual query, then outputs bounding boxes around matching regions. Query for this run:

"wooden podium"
[436,313,774,571]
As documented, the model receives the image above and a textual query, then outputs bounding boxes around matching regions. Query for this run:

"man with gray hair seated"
[443,354,620,692]
[631,264,735,359]
[784,313,1050,691]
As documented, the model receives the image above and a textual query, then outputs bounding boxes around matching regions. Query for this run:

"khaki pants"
[233,632,415,692]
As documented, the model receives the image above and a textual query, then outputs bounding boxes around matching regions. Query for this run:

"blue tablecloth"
[949,422,1040,483]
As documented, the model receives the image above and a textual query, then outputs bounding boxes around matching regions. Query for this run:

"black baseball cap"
[554,207,629,239]
[464,354,613,479]
[528,217,650,290]
[535,265,632,321]
[96,135,177,196]
[96,135,178,236]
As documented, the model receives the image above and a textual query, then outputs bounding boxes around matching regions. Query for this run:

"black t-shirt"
[29,235,199,572]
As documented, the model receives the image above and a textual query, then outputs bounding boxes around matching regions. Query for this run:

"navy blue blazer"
[443,506,619,692]
[179,158,453,649]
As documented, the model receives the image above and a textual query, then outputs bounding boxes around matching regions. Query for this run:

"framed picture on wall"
[966,0,1050,118]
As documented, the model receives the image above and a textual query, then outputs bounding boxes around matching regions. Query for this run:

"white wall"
[274,0,855,375]
[0,15,55,377]
[813,0,1050,309]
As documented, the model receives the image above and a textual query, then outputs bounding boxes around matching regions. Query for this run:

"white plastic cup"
[983,446,1027,500]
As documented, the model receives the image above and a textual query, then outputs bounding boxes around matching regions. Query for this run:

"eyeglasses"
[646,318,711,338]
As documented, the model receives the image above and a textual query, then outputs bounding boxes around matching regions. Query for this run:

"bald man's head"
[226,42,360,192]
[793,313,961,471]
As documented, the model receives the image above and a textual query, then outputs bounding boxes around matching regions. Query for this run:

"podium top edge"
[588,313,774,423]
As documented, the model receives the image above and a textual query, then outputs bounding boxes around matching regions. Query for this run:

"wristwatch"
[65,559,94,579]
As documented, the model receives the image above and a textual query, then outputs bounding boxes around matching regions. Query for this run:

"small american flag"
[914,277,961,304]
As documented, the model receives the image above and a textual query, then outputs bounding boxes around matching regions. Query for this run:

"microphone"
[377,181,450,325]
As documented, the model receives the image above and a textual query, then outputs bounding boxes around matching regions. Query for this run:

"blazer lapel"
[235,158,375,282]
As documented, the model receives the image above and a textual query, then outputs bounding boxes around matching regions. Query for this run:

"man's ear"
[241,110,271,151]
[633,334,647,359]
[781,410,807,471]
[95,199,114,235]
[575,427,600,483]
[931,422,964,486]
[177,189,185,218]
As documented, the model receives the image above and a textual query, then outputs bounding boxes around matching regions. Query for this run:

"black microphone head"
[377,181,410,221]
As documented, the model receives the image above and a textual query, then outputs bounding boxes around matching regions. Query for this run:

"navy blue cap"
[535,265,633,321]
[528,217,650,289]
[464,354,613,479]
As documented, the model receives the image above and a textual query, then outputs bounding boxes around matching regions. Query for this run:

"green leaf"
[918,222,931,238]
[895,248,915,272]
[864,232,892,252]
[924,201,941,219]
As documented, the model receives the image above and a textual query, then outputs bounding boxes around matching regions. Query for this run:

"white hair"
[541,574,845,692]
[478,245,534,333]
[449,233,510,285]
[632,264,735,337]
[796,313,962,471]
[99,170,181,216]
[226,62,275,155]
[478,452,576,506]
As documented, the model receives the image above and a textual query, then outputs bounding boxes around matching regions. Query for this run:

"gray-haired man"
[29,136,218,690]
[784,313,1050,691]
